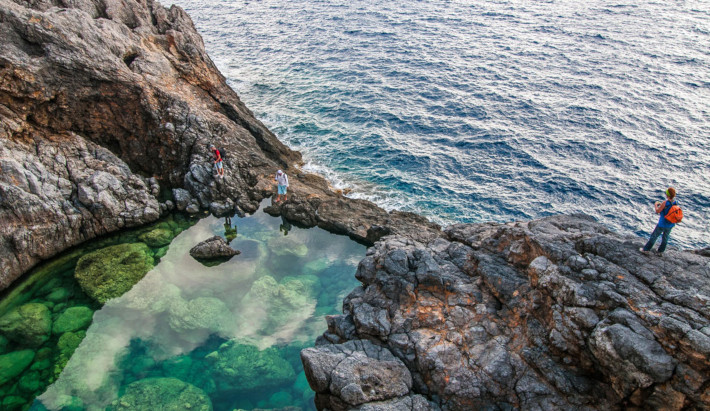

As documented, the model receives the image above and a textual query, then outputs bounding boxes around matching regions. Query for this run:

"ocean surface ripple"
[173,0,709,250]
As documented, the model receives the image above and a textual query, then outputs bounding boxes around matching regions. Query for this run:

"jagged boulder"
[301,339,414,410]
[189,236,239,265]
[74,243,154,304]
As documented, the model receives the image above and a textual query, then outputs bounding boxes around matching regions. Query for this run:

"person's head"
[665,187,676,200]
[277,169,283,176]
[210,145,216,151]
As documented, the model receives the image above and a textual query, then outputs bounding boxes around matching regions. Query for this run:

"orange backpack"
[664,203,683,224]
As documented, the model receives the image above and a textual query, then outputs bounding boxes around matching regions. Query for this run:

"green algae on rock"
[52,306,94,334]
[206,340,295,393]
[0,349,35,386]
[0,302,52,347]
[138,228,174,248]
[54,331,86,379]
[113,377,212,411]
[74,243,155,304]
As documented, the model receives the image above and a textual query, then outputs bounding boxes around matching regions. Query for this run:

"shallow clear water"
[172,0,710,250]
[0,209,364,410]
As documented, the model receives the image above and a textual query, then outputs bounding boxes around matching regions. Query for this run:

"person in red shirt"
[210,145,224,178]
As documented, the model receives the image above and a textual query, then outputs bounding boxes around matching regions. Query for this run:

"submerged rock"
[206,340,295,393]
[52,306,94,335]
[138,228,174,248]
[305,215,710,410]
[168,297,231,343]
[0,303,52,347]
[113,377,212,411]
[0,350,35,386]
[189,236,240,265]
[268,235,309,258]
[74,243,154,304]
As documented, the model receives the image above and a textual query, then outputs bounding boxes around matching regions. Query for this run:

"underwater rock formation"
[205,340,295,393]
[0,303,52,347]
[74,243,154,304]
[113,377,212,411]
[304,215,710,410]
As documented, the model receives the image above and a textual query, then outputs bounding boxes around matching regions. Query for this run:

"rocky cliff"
[2,1,708,410]
[0,0,439,289]
[303,215,710,410]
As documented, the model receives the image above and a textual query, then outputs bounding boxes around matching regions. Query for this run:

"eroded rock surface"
[0,0,440,290]
[304,215,710,410]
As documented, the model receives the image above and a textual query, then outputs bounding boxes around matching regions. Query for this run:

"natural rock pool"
[0,206,365,410]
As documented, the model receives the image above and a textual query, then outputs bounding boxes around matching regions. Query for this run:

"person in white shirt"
[274,169,289,203]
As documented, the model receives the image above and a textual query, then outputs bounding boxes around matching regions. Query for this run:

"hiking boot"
[639,248,650,254]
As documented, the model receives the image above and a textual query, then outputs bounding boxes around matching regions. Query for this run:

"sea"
[171,0,710,250]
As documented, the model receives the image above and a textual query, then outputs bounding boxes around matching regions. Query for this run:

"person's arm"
[285,175,289,187]
[654,200,667,214]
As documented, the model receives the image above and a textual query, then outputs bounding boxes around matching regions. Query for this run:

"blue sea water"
[173,0,710,250]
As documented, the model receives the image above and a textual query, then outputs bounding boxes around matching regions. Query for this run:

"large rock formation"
[0,0,440,290]
[304,215,710,410]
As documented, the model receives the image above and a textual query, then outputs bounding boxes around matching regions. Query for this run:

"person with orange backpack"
[640,187,683,255]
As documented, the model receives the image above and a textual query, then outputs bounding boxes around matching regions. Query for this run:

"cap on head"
[210,145,216,150]
[277,169,283,175]
[666,187,676,199]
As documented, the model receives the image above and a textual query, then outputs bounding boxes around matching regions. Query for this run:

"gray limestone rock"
[189,236,239,261]
[304,215,710,410]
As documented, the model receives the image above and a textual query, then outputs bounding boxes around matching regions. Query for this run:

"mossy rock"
[0,303,52,347]
[113,377,212,411]
[153,246,169,260]
[0,335,8,354]
[138,228,174,248]
[52,306,93,334]
[54,331,86,378]
[45,287,71,303]
[0,350,35,386]
[268,391,293,408]
[74,243,154,304]
[267,235,308,257]
[2,395,26,411]
[18,370,41,393]
[206,340,295,393]
[52,303,67,313]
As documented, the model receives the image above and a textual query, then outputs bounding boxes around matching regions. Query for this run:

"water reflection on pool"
[26,208,364,410]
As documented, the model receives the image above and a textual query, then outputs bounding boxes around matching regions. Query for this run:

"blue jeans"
[643,225,673,253]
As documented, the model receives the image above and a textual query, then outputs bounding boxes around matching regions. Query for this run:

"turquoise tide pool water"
[0,208,364,410]
[173,0,710,250]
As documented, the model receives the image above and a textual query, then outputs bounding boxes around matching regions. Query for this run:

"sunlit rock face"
[305,215,710,410]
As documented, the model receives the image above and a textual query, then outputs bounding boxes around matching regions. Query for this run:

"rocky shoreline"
[303,215,710,409]
[0,0,439,290]
[1,0,708,410]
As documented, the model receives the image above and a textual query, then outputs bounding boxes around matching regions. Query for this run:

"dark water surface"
[0,209,364,410]
[173,0,710,250]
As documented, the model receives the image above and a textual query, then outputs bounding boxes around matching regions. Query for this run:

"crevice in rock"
[122,51,138,68]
